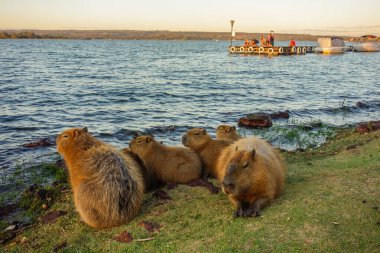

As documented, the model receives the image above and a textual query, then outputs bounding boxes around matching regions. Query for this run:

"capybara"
[56,127,144,229]
[182,128,232,178]
[129,135,201,184]
[217,137,286,217]
[216,124,241,142]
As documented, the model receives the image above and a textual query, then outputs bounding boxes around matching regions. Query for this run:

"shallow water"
[0,39,379,189]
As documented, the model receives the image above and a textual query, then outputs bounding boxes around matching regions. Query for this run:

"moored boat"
[314,37,347,54]
[352,42,379,52]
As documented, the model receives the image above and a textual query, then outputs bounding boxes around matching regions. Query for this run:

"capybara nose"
[222,180,235,189]
[222,180,234,195]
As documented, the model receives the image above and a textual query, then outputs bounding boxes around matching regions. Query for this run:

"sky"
[1,0,380,36]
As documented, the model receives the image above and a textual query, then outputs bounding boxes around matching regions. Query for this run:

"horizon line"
[0,28,374,38]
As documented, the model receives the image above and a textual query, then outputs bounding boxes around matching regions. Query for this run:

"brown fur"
[122,147,158,192]
[56,127,144,229]
[216,124,241,142]
[129,135,201,184]
[182,128,232,178]
[217,137,286,217]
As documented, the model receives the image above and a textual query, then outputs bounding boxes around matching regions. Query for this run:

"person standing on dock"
[268,31,274,46]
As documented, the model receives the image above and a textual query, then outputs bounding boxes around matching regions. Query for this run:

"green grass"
[2,129,380,252]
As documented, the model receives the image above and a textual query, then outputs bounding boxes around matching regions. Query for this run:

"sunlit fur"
[216,124,241,142]
[56,128,144,229]
[182,128,232,178]
[129,135,201,184]
[217,137,286,215]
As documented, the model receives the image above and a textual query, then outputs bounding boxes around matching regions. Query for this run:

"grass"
[2,129,380,252]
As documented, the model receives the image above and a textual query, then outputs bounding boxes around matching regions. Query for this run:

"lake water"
[0,40,379,196]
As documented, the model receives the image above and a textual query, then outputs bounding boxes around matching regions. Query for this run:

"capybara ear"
[83,127,88,133]
[233,126,236,130]
[73,129,80,137]
[250,149,256,159]
[201,128,206,135]
[145,136,152,143]
[235,145,238,151]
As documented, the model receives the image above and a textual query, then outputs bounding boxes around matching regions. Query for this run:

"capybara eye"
[243,162,249,169]
[63,134,69,139]
[137,139,142,143]
[194,133,199,136]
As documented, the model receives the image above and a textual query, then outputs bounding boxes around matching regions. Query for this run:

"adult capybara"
[129,135,201,184]
[56,127,144,229]
[182,128,232,178]
[217,137,286,217]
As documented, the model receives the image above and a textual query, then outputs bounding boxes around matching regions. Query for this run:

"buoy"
[302,47,307,54]
[240,46,245,53]
[291,47,296,53]
[248,47,254,53]
[279,47,284,53]
[259,47,264,53]
[297,47,302,54]
[268,48,274,55]
[230,47,236,53]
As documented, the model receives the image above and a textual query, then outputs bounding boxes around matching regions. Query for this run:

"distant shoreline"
[1,30,373,42]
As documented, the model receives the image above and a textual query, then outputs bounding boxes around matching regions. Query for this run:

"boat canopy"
[317,37,345,48]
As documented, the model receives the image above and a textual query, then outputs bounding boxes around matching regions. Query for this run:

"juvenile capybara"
[129,135,201,184]
[216,124,241,142]
[56,127,144,229]
[217,137,286,217]
[182,128,232,178]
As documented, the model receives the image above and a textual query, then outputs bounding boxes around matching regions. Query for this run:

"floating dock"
[229,46,315,55]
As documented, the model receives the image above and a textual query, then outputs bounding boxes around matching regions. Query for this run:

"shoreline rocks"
[238,111,290,128]
[22,138,55,148]
[356,121,380,134]
[238,113,273,128]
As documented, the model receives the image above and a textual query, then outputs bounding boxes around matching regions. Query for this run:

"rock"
[41,210,67,224]
[137,221,161,232]
[4,225,17,231]
[356,121,380,134]
[270,111,290,119]
[153,190,172,200]
[238,113,272,128]
[22,138,55,148]
[187,178,220,194]
[356,101,369,109]
[0,203,19,218]
[114,231,133,243]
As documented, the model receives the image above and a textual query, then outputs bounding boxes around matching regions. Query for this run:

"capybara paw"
[233,208,244,218]
[249,207,261,217]
[241,207,261,217]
